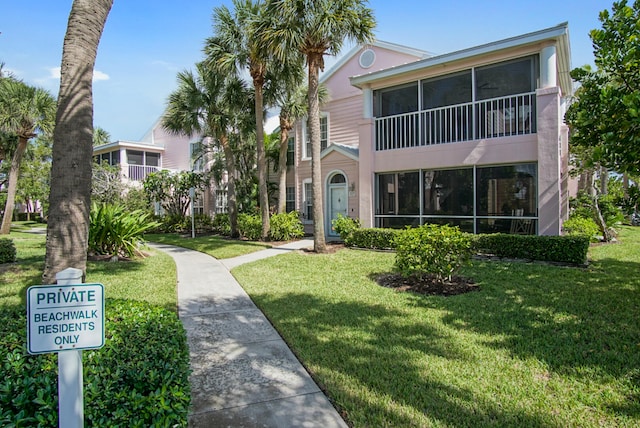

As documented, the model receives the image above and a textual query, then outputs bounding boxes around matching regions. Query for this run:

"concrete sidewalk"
[150,240,347,428]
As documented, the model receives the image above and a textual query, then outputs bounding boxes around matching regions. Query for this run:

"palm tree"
[0,78,56,234]
[43,0,113,283]
[273,78,329,214]
[205,0,298,240]
[93,126,111,146]
[163,61,254,238]
[264,0,375,252]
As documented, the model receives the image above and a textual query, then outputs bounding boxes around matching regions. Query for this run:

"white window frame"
[302,113,329,160]
[302,179,313,223]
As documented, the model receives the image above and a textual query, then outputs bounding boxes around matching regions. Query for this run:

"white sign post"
[27,268,105,428]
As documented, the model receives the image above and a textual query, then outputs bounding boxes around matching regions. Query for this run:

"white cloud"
[44,66,109,82]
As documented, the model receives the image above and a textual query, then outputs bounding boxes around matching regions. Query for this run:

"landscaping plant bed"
[375,272,479,296]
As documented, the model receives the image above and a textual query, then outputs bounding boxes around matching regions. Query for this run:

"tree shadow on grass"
[251,291,559,427]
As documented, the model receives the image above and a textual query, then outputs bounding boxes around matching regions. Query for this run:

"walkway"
[150,239,348,428]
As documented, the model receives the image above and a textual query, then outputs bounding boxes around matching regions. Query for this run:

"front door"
[328,185,347,236]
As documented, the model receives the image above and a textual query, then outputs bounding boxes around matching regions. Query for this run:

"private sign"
[27,283,105,354]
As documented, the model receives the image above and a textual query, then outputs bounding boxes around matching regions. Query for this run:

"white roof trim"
[321,143,359,161]
[351,23,572,96]
[93,140,165,154]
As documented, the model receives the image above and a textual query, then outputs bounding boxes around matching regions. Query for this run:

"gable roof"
[321,142,359,161]
[350,22,572,96]
[320,40,432,84]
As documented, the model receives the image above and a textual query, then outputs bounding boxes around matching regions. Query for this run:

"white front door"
[328,185,347,236]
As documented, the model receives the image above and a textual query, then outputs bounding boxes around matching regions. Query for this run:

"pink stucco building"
[279,23,573,238]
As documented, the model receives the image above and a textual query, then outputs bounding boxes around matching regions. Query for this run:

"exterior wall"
[147,126,192,171]
[323,95,362,147]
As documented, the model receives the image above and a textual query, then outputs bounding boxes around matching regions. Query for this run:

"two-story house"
[280,22,572,238]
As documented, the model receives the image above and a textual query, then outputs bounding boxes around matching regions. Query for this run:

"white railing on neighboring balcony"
[126,165,159,181]
[375,92,536,151]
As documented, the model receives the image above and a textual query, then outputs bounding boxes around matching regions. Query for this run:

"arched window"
[330,174,346,184]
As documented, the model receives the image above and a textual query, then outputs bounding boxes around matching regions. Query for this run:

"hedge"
[0,299,191,427]
[0,238,16,264]
[473,233,590,265]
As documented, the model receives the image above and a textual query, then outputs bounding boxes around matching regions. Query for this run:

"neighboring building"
[275,23,573,238]
[93,119,227,215]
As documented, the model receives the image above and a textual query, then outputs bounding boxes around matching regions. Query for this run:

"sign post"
[27,268,104,428]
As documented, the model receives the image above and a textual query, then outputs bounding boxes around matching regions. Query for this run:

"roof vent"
[359,48,376,69]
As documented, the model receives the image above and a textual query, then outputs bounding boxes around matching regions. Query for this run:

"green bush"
[212,213,231,236]
[563,216,600,242]
[332,214,361,243]
[474,233,590,265]
[0,238,16,264]
[89,203,161,258]
[0,300,190,427]
[269,211,304,241]
[238,213,262,240]
[349,228,402,250]
[394,224,473,282]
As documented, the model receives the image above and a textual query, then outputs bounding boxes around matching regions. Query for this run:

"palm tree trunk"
[277,117,291,214]
[220,135,239,238]
[43,0,113,283]
[0,136,28,234]
[254,81,270,240]
[308,53,326,252]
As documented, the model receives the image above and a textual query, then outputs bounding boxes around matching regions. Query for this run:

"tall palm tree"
[163,61,254,238]
[93,126,111,146]
[264,0,375,252]
[0,78,56,234]
[205,0,296,240]
[43,0,113,283]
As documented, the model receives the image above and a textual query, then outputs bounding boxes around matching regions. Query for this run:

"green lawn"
[146,232,271,259]
[232,226,640,427]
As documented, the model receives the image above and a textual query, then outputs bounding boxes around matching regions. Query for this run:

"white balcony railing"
[375,92,536,151]
[125,164,159,181]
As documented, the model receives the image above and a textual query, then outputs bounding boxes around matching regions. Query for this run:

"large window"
[303,181,313,221]
[422,71,472,109]
[475,56,538,101]
[286,186,295,213]
[286,137,295,166]
[304,115,328,158]
[375,163,537,234]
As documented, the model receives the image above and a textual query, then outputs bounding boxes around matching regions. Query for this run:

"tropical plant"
[163,61,254,238]
[264,0,376,252]
[43,0,113,283]
[394,224,473,284]
[562,216,600,242]
[92,126,111,146]
[269,211,304,241]
[238,212,262,240]
[205,0,297,240]
[0,78,56,234]
[88,202,160,259]
[332,213,361,243]
[0,238,16,263]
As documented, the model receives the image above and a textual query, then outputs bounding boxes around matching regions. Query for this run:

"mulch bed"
[375,272,479,297]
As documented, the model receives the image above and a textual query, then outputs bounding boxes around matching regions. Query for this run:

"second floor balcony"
[375,92,536,151]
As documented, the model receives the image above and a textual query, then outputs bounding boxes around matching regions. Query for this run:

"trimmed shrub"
[474,233,589,265]
[563,216,600,242]
[0,238,16,264]
[89,203,161,258]
[0,300,190,427]
[394,224,473,282]
[269,211,304,241]
[212,213,231,236]
[332,214,361,244]
[238,213,262,240]
[349,228,402,250]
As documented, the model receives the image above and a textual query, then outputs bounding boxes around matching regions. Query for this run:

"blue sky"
[1,0,610,141]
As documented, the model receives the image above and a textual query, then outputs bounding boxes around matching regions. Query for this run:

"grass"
[1,231,177,311]
[146,232,271,259]
[232,226,640,427]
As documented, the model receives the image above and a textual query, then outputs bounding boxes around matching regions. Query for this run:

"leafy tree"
[0,78,56,234]
[143,170,206,218]
[163,61,254,237]
[264,0,376,252]
[565,0,640,176]
[16,135,52,220]
[91,161,125,205]
[43,0,113,283]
